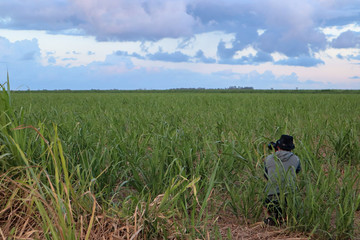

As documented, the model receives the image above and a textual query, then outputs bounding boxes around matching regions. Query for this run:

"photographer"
[263,135,301,226]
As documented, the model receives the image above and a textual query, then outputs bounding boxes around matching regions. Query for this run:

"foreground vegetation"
[1,75,360,239]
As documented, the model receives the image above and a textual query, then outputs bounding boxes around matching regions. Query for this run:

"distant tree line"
[227,86,254,90]
[11,88,360,94]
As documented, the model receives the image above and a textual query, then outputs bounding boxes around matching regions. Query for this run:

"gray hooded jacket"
[264,150,301,196]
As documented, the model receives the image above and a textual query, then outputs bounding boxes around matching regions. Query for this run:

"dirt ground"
[215,211,360,240]
[216,214,310,240]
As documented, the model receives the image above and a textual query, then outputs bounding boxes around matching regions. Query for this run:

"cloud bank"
[1,1,359,43]
[0,0,360,89]
[2,37,348,90]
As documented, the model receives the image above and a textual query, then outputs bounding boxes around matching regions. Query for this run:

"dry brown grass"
[0,175,187,239]
[0,173,42,239]
[0,173,135,240]
[1,172,359,239]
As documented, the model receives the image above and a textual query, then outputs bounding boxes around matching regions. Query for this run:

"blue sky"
[0,0,359,90]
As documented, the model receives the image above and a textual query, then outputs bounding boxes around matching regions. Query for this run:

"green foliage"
[330,128,360,165]
[0,71,11,134]
[1,86,359,238]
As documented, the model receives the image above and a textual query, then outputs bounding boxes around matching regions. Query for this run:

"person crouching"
[263,135,301,226]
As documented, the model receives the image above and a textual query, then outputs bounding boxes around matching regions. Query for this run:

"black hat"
[276,135,295,151]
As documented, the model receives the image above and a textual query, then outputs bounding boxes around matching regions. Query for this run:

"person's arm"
[264,156,271,180]
[295,161,301,174]
[264,166,268,180]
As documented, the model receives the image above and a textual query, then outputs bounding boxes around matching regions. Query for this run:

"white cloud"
[271,52,288,62]
[0,17,11,24]
[0,29,143,67]
[320,23,360,41]
[257,29,266,36]
[234,46,257,59]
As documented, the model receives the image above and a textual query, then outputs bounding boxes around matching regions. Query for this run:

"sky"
[0,0,360,90]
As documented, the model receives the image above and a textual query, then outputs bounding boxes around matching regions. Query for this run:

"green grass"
[1,75,360,239]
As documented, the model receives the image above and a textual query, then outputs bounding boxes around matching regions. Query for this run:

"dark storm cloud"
[71,0,196,41]
[0,0,195,41]
[0,0,79,31]
[190,1,328,56]
[186,0,263,32]
[256,28,326,57]
[319,1,360,27]
[1,0,360,67]
[332,31,360,48]
[191,0,329,64]
[1,0,358,44]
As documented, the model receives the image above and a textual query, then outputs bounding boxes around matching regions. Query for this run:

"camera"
[268,141,277,150]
